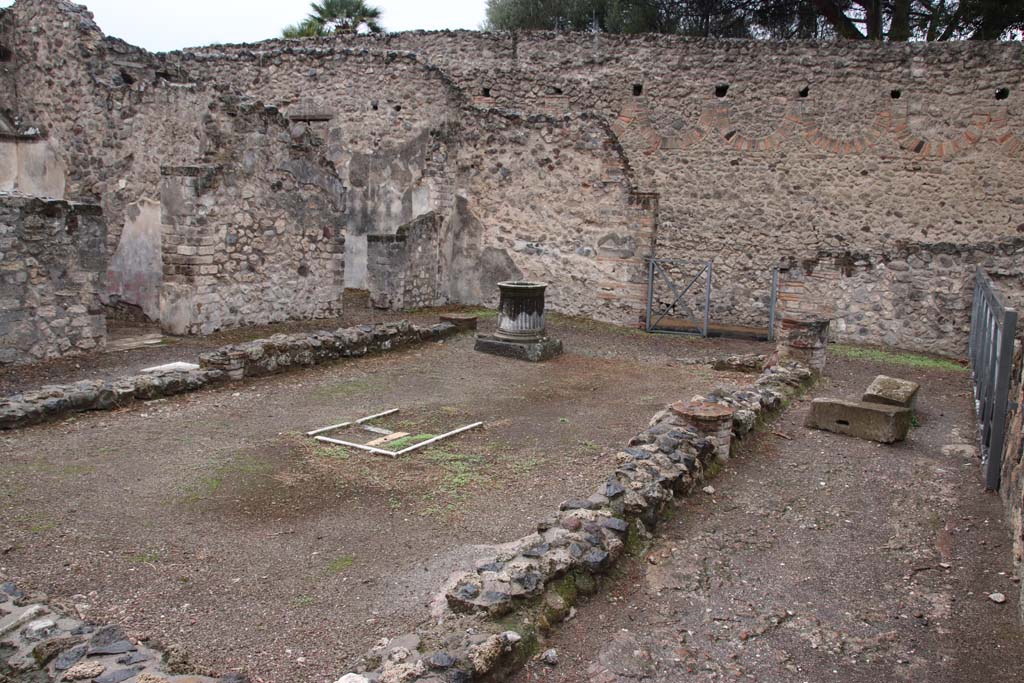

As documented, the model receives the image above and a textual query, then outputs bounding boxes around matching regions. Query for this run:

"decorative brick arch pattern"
[610,99,709,154]
[988,107,1024,158]
[612,98,1024,159]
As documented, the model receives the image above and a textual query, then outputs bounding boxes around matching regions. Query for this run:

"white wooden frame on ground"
[306,408,483,458]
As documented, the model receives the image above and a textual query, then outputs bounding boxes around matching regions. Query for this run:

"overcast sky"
[0,0,488,52]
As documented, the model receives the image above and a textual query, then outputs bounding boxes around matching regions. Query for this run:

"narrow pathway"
[514,355,1024,683]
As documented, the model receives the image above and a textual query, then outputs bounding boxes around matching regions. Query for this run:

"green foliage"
[327,555,355,573]
[384,433,436,451]
[483,0,1024,39]
[831,345,967,372]
[282,0,384,38]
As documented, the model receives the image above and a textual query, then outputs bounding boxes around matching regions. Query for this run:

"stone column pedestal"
[671,400,736,460]
[475,281,562,362]
[777,316,830,372]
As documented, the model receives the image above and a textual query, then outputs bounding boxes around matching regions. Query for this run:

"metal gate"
[645,259,713,336]
[968,267,1018,490]
[644,258,778,341]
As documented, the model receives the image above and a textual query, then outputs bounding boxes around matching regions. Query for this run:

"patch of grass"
[181,453,276,503]
[183,475,223,503]
[578,440,600,452]
[130,549,161,564]
[509,456,543,476]
[466,307,499,320]
[327,555,355,573]
[294,595,317,607]
[314,444,352,460]
[310,378,376,400]
[911,414,921,428]
[558,417,570,424]
[420,449,489,516]
[385,433,436,451]
[831,344,966,372]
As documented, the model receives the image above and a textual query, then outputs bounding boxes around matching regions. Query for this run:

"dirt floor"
[512,353,1024,683]
[0,311,770,682]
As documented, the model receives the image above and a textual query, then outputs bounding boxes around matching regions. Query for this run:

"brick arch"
[886,107,989,158]
[792,110,889,156]
[699,100,804,152]
[987,106,1024,158]
[610,98,709,155]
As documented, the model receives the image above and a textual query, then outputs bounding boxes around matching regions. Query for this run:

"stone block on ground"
[474,335,562,362]
[805,398,912,443]
[863,375,920,408]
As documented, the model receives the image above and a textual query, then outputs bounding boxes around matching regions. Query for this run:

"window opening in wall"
[119,69,136,85]
[632,83,643,96]
[393,104,402,112]
[715,84,729,98]
[0,45,11,62]
[552,86,563,95]
[798,86,809,98]
[995,87,1010,100]
[371,100,378,110]
[890,89,902,99]
[482,87,491,97]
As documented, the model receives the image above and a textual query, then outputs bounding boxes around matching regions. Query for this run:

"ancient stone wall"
[158,97,346,336]
[0,7,16,117]
[160,31,1024,352]
[0,194,107,364]
[6,1,1024,354]
[1001,342,1024,624]
[161,44,461,290]
[777,240,1024,355]
[367,211,444,310]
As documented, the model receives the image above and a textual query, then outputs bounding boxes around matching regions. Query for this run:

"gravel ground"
[0,312,771,682]
[512,354,1024,683]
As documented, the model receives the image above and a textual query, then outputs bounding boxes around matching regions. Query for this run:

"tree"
[484,0,1024,38]
[282,0,384,38]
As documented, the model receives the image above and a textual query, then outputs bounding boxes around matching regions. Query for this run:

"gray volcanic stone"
[863,375,920,408]
[88,625,135,655]
[600,517,630,533]
[428,652,456,668]
[805,398,912,443]
[95,666,144,683]
[53,643,88,670]
[473,335,563,362]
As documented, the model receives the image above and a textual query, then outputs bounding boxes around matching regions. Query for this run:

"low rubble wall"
[336,361,815,683]
[0,321,456,431]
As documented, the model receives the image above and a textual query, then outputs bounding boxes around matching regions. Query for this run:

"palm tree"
[282,0,384,37]
[282,17,327,38]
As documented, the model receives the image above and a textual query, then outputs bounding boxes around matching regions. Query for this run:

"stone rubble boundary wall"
[0,581,245,683]
[335,361,815,683]
[999,341,1024,625]
[0,321,457,431]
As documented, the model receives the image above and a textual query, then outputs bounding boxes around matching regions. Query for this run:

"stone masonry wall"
[367,211,444,310]
[158,97,346,336]
[776,240,1024,355]
[5,1,1024,355]
[0,7,16,117]
[1001,342,1024,625]
[0,194,107,364]
[165,31,1023,352]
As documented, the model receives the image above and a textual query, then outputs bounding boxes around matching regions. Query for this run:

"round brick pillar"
[777,316,830,372]
[671,400,736,461]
